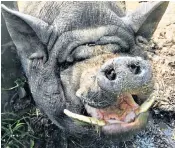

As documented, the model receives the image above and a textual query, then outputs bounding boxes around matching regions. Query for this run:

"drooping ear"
[1,4,53,62]
[123,2,169,39]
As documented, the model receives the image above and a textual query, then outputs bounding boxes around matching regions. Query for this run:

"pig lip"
[101,111,149,135]
[84,93,149,134]
[84,93,140,124]
[64,93,155,135]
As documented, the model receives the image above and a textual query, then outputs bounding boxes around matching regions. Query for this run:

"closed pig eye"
[70,43,123,61]
[59,57,87,71]
[60,43,121,70]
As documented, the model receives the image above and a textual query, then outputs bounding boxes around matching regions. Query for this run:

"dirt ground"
[1,2,175,148]
[22,2,175,148]
[123,2,175,147]
[149,2,175,112]
[126,1,175,112]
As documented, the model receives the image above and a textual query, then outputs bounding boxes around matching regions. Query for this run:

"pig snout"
[97,57,153,94]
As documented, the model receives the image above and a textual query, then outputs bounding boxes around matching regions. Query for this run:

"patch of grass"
[2,77,26,91]
[1,111,38,148]
[1,77,42,147]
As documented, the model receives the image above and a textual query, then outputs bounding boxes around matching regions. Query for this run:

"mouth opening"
[84,93,140,124]
[80,107,90,117]
[132,95,140,105]
[64,92,155,134]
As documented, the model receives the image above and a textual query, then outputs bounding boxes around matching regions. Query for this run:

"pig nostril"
[105,68,116,80]
[128,63,141,75]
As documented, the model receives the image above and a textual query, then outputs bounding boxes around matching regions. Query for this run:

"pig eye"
[60,61,73,70]
[60,57,87,70]
[86,42,96,47]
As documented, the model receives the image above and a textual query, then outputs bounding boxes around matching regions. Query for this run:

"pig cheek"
[76,67,100,99]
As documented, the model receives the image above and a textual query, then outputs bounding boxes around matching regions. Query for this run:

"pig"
[1,1,169,147]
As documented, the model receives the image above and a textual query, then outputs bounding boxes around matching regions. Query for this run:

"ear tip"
[158,1,169,6]
[154,1,169,7]
[1,4,7,15]
[1,4,7,10]
[164,1,169,6]
[1,4,17,17]
[1,4,10,14]
[160,1,169,4]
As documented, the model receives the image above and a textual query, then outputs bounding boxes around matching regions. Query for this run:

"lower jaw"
[102,111,149,135]
[64,110,149,136]
[64,93,155,135]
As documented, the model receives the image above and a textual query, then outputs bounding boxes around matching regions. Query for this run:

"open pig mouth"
[64,93,156,135]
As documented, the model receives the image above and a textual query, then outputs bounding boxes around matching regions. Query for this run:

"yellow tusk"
[137,94,156,115]
[64,109,106,126]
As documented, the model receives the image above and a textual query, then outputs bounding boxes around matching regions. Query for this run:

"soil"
[128,2,175,147]
[1,2,175,148]
[126,1,175,112]
[148,19,175,112]
[31,2,175,147]
[25,108,175,148]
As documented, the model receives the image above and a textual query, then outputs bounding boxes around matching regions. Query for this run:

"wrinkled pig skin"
[1,1,169,147]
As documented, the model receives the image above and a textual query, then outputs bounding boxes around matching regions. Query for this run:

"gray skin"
[2,1,168,146]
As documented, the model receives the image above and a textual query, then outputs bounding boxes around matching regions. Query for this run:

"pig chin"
[74,89,150,136]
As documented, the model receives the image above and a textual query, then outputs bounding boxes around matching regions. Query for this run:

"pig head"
[2,1,168,142]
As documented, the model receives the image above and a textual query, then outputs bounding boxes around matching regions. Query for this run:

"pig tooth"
[64,109,106,126]
[136,94,156,115]
[107,120,124,124]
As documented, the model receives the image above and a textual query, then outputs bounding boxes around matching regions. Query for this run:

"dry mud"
[149,2,175,112]
[126,1,175,112]
[27,2,175,148]
[1,2,175,148]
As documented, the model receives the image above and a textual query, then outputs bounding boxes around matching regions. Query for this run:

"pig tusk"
[64,109,106,126]
[136,94,156,115]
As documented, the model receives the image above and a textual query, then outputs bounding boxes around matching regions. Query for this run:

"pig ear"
[123,2,169,39]
[1,4,53,62]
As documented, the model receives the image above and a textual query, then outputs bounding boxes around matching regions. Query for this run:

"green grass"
[2,77,26,91]
[1,77,41,148]
[1,111,38,148]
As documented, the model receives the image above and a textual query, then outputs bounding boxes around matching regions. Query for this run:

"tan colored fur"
[72,51,119,97]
